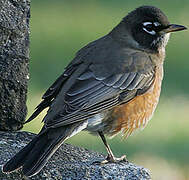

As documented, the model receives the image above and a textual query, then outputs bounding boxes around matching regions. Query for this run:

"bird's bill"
[160,24,187,34]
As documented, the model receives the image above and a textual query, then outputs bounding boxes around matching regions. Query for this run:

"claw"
[102,154,128,164]
[96,132,128,165]
[92,154,128,165]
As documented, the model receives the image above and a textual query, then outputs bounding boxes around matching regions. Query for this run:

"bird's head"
[114,6,187,52]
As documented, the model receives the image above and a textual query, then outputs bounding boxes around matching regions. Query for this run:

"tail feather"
[22,133,65,176]
[24,99,52,124]
[2,121,87,177]
[2,136,39,173]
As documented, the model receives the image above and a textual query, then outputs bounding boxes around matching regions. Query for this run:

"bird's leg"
[98,131,127,164]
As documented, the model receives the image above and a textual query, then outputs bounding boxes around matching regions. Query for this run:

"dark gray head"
[113,6,187,52]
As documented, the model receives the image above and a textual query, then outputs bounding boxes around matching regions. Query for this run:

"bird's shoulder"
[85,38,155,78]
[42,34,156,108]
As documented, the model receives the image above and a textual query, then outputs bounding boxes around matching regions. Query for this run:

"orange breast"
[111,66,163,138]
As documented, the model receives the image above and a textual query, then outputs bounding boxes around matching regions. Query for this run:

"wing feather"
[46,66,155,128]
[27,38,156,129]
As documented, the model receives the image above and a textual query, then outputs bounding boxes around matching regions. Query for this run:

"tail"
[2,121,87,177]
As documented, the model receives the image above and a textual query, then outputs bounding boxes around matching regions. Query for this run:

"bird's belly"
[86,110,116,134]
[86,113,105,133]
[109,66,163,138]
[85,66,163,138]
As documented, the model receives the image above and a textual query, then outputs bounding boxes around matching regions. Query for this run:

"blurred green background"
[23,1,189,179]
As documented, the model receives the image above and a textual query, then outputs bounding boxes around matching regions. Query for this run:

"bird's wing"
[25,35,101,124]
[25,59,83,124]
[45,51,155,128]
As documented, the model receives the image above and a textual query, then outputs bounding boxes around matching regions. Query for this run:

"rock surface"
[0,0,30,131]
[0,131,151,180]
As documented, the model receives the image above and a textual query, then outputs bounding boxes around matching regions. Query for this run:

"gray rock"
[0,0,30,131]
[0,131,151,180]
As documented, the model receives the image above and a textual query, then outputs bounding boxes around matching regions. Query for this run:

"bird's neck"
[109,21,140,50]
[109,22,168,64]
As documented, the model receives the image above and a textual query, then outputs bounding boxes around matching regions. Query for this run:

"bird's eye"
[142,22,156,35]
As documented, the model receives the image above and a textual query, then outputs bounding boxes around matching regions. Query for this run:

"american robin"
[3,6,187,177]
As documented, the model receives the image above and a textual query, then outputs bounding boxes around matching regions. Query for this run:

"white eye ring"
[143,22,152,26]
[143,27,156,35]
[153,22,161,27]
[142,22,156,35]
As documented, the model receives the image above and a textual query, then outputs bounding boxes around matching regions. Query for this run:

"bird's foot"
[92,154,128,165]
[101,154,128,164]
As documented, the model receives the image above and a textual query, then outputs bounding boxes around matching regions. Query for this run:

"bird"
[2,5,187,177]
